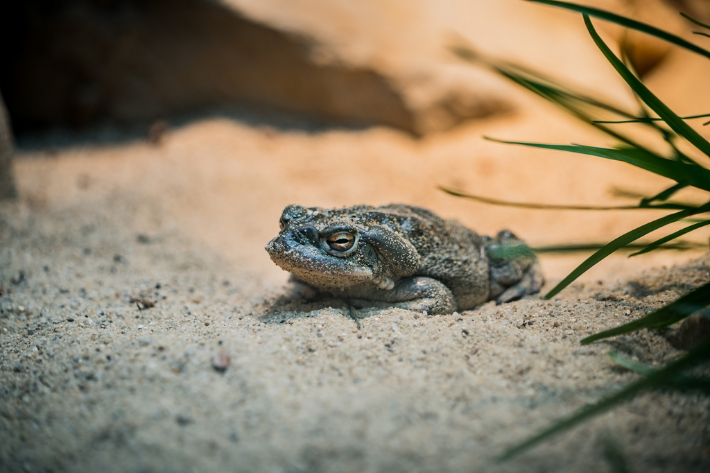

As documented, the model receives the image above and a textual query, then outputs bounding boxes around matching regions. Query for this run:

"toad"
[265,204,543,315]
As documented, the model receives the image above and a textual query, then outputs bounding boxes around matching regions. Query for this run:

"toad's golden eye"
[326,232,355,251]
[279,221,285,230]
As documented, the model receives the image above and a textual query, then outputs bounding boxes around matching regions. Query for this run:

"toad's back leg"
[486,230,544,304]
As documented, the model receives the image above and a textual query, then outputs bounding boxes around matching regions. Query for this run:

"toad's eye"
[326,232,355,251]
[279,220,285,230]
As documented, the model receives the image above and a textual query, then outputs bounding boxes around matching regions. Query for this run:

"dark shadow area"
[14,103,378,153]
[0,0,419,141]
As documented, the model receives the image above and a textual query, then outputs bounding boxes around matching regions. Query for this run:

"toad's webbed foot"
[485,230,544,304]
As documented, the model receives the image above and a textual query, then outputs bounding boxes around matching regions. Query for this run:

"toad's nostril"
[297,226,320,246]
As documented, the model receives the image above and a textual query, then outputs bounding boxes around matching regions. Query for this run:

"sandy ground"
[1,104,709,472]
[3,1,710,471]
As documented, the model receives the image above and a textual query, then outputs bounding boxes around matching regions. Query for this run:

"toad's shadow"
[259,281,386,326]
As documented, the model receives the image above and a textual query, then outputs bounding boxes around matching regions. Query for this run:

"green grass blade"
[452,47,632,120]
[484,137,710,192]
[528,1,710,60]
[608,352,655,375]
[665,377,710,393]
[546,209,696,299]
[454,42,691,156]
[609,352,710,393]
[440,186,643,210]
[443,183,697,212]
[681,12,710,30]
[581,281,710,344]
[532,241,705,253]
[583,15,710,161]
[595,113,710,124]
[452,45,652,148]
[642,183,687,204]
[629,220,710,256]
[497,339,710,461]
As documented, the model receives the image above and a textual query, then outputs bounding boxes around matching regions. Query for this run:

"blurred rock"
[0,0,509,136]
[0,92,16,200]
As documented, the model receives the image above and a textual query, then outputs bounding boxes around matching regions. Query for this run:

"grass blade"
[642,183,687,204]
[533,241,704,253]
[546,208,700,298]
[682,12,710,31]
[528,0,710,60]
[608,352,656,375]
[451,45,651,149]
[497,339,710,461]
[609,352,710,393]
[484,137,710,192]
[629,220,710,256]
[440,186,643,210]
[595,112,710,124]
[583,14,710,161]
[581,281,710,344]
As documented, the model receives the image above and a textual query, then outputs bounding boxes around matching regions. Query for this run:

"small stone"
[211,351,230,371]
[175,415,192,427]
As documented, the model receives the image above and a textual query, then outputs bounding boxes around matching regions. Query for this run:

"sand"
[1,104,709,472]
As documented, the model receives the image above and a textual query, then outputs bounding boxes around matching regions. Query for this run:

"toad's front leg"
[350,276,456,315]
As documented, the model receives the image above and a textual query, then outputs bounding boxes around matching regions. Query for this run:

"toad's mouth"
[265,234,373,286]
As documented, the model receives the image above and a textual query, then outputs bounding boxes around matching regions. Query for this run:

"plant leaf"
[451,45,651,149]
[681,12,710,31]
[583,14,710,161]
[546,208,700,299]
[595,113,710,124]
[581,281,710,344]
[532,241,704,253]
[629,220,710,256]
[440,186,644,210]
[608,352,656,375]
[528,0,710,60]
[497,339,710,461]
[642,183,687,205]
[609,352,710,393]
[484,137,710,193]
